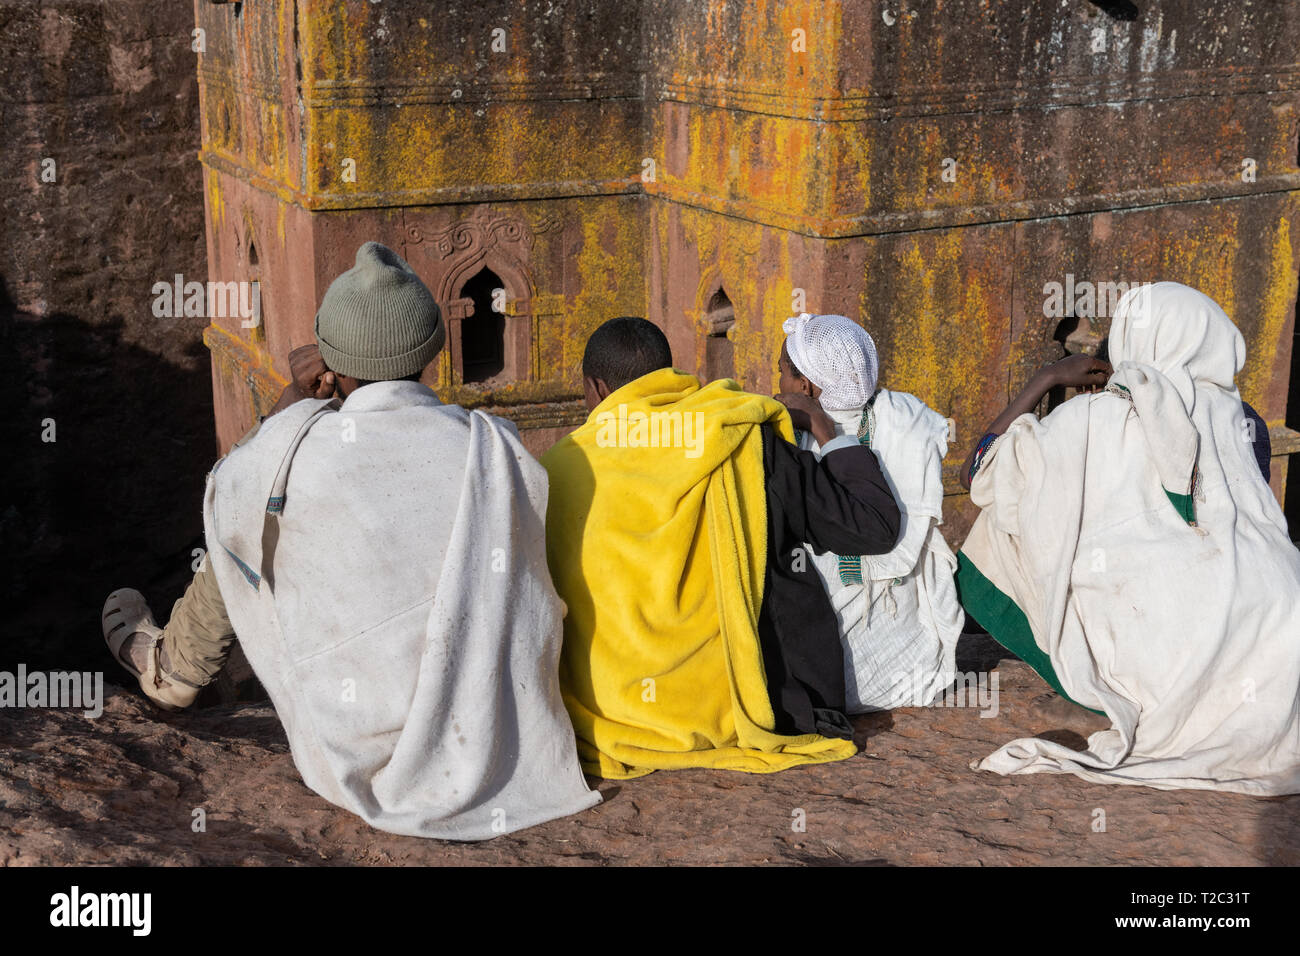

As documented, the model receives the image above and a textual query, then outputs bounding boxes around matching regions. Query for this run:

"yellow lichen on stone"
[1239,211,1295,418]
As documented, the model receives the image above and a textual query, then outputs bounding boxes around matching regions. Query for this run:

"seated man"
[102,241,600,837]
[779,313,964,712]
[542,316,901,779]
[956,281,1300,795]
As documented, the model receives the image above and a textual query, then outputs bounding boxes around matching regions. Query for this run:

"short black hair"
[582,316,673,391]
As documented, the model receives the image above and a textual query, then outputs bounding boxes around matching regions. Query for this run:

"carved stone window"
[405,210,562,389]
[704,287,735,382]
[242,223,263,337]
[458,266,506,383]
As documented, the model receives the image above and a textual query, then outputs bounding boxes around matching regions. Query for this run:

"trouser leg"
[160,553,237,690]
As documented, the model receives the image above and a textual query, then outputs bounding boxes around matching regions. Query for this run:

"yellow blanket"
[542,368,858,778]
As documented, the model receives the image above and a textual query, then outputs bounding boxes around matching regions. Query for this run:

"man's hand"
[1046,352,1112,392]
[775,392,837,447]
[289,344,336,400]
[266,344,336,418]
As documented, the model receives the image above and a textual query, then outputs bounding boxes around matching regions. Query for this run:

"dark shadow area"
[593,782,622,804]
[1032,728,1090,750]
[1089,1,1139,21]
[955,628,1015,674]
[1043,314,1078,415]
[460,266,506,382]
[850,710,894,749]
[175,702,289,750]
[704,287,735,384]
[1051,314,1080,347]
[0,289,216,678]
[1283,272,1300,540]
[790,852,893,866]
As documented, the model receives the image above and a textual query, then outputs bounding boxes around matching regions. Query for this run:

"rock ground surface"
[1,637,1295,866]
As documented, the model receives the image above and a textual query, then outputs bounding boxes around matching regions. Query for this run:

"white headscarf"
[1107,282,1246,498]
[781,312,879,411]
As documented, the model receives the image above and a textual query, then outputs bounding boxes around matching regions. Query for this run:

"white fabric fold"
[963,282,1300,794]
[1106,282,1242,499]
[203,381,601,837]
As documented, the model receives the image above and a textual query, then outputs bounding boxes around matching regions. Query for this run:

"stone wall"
[198,1,1300,545]
[195,0,649,453]
[639,0,1300,539]
[0,1,209,671]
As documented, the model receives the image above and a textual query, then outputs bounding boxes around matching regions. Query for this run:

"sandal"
[102,589,199,711]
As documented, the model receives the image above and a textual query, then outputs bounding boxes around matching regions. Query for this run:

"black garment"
[756,424,901,740]
[1242,400,1271,483]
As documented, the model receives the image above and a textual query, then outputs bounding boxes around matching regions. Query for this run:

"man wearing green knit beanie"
[103,241,601,839]
[268,240,446,409]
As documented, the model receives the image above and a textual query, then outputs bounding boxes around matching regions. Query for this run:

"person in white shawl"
[102,242,600,838]
[778,312,965,712]
[957,281,1300,795]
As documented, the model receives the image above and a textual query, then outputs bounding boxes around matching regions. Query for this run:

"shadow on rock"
[851,710,894,748]
[1,299,216,679]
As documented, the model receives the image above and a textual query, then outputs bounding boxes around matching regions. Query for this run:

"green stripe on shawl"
[954,551,1104,715]
[1164,488,1196,524]
[837,401,874,586]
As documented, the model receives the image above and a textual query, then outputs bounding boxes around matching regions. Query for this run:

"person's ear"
[582,374,611,411]
[585,375,613,401]
[798,374,815,398]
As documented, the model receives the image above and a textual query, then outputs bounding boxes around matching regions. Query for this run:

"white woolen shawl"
[963,282,1300,794]
[800,390,965,712]
[202,381,601,838]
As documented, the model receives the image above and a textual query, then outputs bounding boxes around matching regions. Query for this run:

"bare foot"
[1028,691,1110,735]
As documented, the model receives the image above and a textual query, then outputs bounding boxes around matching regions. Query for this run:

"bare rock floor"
[1,648,1295,866]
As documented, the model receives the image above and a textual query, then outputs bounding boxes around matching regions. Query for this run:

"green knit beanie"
[314,241,444,380]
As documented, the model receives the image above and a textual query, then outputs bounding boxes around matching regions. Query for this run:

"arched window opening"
[704,287,735,383]
[243,231,263,334]
[460,266,506,383]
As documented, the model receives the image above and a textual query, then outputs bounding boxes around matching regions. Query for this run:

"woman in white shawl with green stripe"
[957,281,1300,795]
